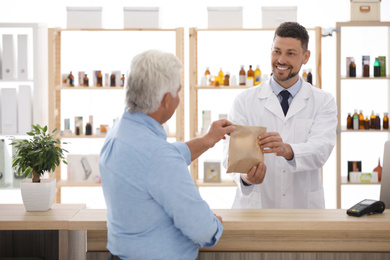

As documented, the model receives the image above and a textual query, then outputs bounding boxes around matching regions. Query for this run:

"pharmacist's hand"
[259,132,294,160]
[240,162,267,185]
[204,119,236,148]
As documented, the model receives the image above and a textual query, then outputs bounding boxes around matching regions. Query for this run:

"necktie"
[280,90,290,116]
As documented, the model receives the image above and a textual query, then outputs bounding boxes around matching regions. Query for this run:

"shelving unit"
[336,21,390,209]
[48,28,185,203]
[189,27,322,188]
[0,23,47,195]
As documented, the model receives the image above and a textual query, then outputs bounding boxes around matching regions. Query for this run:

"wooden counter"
[1,205,390,259]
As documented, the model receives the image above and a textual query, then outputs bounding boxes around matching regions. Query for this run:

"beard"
[272,63,301,82]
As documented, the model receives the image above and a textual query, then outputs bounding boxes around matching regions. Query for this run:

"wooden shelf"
[341,76,390,80]
[56,85,125,90]
[196,85,251,89]
[341,176,381,185]
[196,179,237,187]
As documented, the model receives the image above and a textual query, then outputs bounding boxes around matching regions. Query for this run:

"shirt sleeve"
[147,145,223,248]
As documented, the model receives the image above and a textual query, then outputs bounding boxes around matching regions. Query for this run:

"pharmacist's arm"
[186,119,235,162]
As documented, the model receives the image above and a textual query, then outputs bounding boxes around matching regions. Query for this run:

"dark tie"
[280,90,290,116]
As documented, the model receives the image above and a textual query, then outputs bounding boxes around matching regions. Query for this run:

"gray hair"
[126,50,182,114]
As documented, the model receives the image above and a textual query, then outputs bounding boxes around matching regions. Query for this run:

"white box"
[17,35,28,80]
[2,34,16,80]
[0,139,5,187]
[67,154,101,183]
[0,88,18,134]
[18,85,32,134]
[207,7,243,29]
[123,7,160,29]
[350,0,380,21]
[67,7,103,29]
[350,171,379,183]
[262,6,297,28]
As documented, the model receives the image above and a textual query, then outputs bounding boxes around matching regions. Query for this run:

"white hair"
[125,50,182,114]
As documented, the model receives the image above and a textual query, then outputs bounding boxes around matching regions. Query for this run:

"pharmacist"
[223,22,337,209]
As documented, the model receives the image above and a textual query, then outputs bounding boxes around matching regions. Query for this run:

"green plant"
[11,124,68,183]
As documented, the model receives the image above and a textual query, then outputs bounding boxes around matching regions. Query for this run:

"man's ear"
[161,92,171,109]
[303,50,311,65]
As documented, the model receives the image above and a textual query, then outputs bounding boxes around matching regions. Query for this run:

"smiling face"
[271,36,310,89]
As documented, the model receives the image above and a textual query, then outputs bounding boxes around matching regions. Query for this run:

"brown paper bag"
[226,125,267,174]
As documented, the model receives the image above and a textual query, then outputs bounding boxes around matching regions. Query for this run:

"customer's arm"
[186,119,236,162]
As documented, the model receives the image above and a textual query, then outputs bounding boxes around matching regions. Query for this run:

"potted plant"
[11,124,68,211]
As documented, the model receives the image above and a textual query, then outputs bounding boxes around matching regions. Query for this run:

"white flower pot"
[20,178,56,211]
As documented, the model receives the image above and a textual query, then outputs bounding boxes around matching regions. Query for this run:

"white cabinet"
[336,22,390,209]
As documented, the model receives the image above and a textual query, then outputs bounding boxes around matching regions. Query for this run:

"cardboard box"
[67,7,103,29]
[207,7,243,29]
[123,7,160,29]
[262,6,297,28]
[350,171,378,183]
[204,161,221,183]
[67,154,101,183]
[350,0,380,21]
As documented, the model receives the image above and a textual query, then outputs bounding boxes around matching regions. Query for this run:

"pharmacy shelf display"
[189,27,322,188]
[336,21,390,209]
[0,23,47,192]
[48,28,185,203]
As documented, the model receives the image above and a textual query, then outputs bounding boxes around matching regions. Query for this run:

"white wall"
[0,0,389,209]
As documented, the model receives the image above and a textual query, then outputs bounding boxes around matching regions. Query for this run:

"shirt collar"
[270,76,302,98]
[123,109,167,139]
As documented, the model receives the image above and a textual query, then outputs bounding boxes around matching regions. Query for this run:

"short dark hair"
[274,22,309,52]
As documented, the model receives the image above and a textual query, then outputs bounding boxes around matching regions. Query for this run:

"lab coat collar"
[258,77,311,121]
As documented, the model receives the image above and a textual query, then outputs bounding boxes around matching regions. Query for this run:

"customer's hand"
[204,119,236,148]
[240,162,267,185]
[214,213,223,224]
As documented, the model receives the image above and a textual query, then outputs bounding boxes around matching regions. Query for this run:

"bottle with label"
[349,58,356,77]
[68,71,74,87]
[383,112,389,129]
[110,73,116,87]
[230,75,237,86]
[347,113,352,129]
[247,65,254,86]
[239,65,246,85]
[218,68,224,85]
[352,109,359,130]
[302,69,307,81]
[97,71,103,87]
[307,68,313,85]
[254,65,262,85]
[374,58,381,77]
[364,117,370,130]
[224,72,230,86]
[359,110,364,129]
[375,113,381,129]
[84,74,89,87]
[121,74,125,87]
[370,111,376,129]
[85,123,92,135]
[363,59,370,77]
[205,67,211,86]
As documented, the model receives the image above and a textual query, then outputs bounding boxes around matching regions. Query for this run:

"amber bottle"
[375,113,381,129]
[84,74,89,87]
[68,71,74,87]
[370,111,376,129]
[97,71,103,87]
[349,58,356,77]
[346,113,352,129]
[110,73,116,87]
[239,65,246,85]
[359,110,364,129]
[247,65,254,85]
[383,112,389,129]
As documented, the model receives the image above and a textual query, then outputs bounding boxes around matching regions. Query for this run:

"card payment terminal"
[346,199,385,217]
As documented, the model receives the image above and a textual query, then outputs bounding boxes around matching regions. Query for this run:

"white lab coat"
[223,78,337,209]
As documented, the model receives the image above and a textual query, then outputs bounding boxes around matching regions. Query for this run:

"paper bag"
[226,125,267,173]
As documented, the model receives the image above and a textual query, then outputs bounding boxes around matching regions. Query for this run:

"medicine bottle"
[363,59,370,77]
[218,68,224,85]
[97,71,103,87]
[352,109,359,130]
[349,58,356,77]
[110,73,116,87]
[68,71,74,86]
[205,67,211,86]
[239,65,246,85]
[307,69,313,85]
[375,113,381,130]
[84,74,89,87]
[302,69,307,81]
[121,74,125,87]
[359,110,364,129]
[364,117,370,130]
[374,58,381,77]
[85,123,92,135]
[254,65,262,85]
[224,73,230,86]
[346,113,352,129]
[370,111,376,129]
[383,112,389,129]
[247,65,254,85]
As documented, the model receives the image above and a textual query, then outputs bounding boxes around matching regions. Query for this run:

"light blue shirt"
[99,109,223,260]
